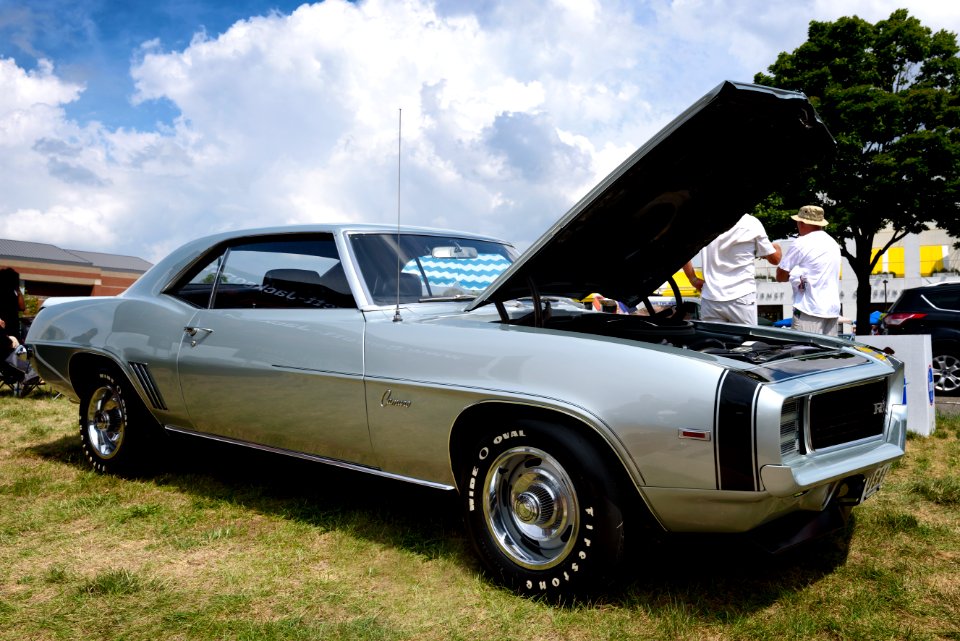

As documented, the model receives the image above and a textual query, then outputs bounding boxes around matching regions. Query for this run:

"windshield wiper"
[418,294,477,302]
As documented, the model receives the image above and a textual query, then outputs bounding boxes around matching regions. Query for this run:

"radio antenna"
[393,107,403,323]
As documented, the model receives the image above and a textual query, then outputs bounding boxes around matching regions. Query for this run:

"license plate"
[861,464,890,502]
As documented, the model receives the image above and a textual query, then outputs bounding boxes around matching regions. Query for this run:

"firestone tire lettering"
[78,367,160,475]
[460,419,625,597]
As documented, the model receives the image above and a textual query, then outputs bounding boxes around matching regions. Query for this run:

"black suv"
[882,282,960,394]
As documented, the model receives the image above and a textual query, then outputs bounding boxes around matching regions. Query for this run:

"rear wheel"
[932,350,960,395]
[78,368,159,474]
[460,419,626,598]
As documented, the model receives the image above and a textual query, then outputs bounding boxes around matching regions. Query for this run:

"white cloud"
[1,0,960,261]
[0,58,81,111]
[0,57,123,247]
[0,204,119,247]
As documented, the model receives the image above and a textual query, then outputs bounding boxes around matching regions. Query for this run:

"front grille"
[808,379,887,450]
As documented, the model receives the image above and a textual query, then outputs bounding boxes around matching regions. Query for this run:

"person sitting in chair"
[0,267,25,351]
[0,267,42,396]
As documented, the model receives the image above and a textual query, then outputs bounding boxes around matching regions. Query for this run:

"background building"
[0,238,152,298]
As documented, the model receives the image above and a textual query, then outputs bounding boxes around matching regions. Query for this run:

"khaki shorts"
[792,309,838,336]
[700,296,757,325]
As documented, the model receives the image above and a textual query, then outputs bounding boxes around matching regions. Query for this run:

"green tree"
[754,9,960,334]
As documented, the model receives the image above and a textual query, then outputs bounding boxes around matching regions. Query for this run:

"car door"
[172,234,374,466]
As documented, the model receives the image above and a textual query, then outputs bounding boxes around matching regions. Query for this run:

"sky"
[1,0,960,263]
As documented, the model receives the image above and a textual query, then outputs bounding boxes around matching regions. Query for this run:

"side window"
[169,253,225,308]
[168,235,357,310]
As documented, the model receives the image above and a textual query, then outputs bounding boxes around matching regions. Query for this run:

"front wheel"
[78,368,159,474]
[461,419,626,597]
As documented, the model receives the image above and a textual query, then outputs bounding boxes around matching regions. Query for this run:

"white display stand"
[855,335,935,436]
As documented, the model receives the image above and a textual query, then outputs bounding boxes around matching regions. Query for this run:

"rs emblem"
[873,402,885,415]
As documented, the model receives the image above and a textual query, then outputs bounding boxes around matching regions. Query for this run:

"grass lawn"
[1,389,958,640]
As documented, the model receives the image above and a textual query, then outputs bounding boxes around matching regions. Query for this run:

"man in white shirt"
[682,213,781,325]
[775,205,842,335]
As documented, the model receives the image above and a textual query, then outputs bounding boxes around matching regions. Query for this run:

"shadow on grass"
[29,430,853,615]
[0,385,62,401]
[30,431,467,561]
[166,434,468,562]
[27,431,86,466]
[609,522,853,616]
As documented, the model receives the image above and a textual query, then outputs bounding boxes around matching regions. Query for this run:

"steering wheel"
[665,275,685,318]
[641,275,686,319]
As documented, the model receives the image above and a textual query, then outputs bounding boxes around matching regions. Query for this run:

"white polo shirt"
[699,214,776,302]
[779,229,841,318]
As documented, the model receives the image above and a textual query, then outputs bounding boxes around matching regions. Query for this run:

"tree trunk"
[854,276,874,335]
[851,234,875,336]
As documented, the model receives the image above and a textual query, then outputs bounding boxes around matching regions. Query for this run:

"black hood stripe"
[715,371,761,491]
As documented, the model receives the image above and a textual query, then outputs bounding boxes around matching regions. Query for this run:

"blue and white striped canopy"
[403,253,512,292]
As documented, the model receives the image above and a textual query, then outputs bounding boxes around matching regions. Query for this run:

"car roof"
[124,223,512,298]
[906,281,960,291]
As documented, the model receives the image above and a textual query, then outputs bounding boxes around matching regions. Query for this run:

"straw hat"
[791,205,828,226]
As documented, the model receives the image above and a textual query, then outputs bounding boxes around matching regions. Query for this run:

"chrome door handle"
[184,326,214,337]
[184,326,214,346]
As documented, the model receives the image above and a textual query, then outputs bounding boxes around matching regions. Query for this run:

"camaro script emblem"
[381,389,412,409]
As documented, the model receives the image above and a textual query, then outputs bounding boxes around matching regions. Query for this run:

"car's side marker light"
[678,429,712,441]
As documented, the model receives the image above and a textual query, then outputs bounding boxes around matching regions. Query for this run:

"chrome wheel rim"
[84,385,125,459]
[482,446,578,570]
[933,354,960,393]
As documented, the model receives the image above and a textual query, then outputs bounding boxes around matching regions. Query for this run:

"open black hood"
[468,81,835,311]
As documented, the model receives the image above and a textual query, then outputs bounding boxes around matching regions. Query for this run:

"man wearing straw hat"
[775,205,841,335]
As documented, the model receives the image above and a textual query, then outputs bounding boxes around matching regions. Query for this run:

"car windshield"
[350,233,518,306]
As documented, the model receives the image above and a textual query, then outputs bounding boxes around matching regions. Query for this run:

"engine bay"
[507,302,833,365]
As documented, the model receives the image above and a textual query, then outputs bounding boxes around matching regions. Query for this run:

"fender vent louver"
[128,362,168,410]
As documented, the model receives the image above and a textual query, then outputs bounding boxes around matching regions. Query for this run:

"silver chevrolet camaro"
[26,81,907,597]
